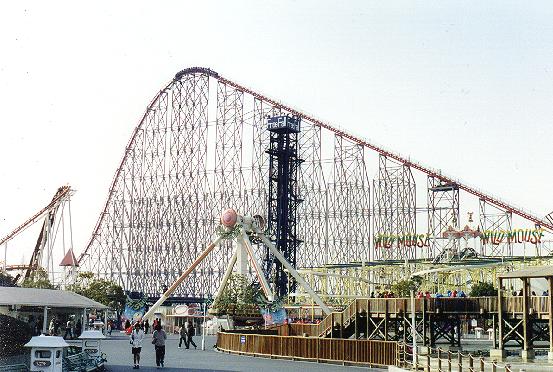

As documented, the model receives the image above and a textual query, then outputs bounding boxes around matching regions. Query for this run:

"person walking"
[63,318,73,339]
[144,319,150,334]
[130,322,145,369]
[48,317,56,336]
[185,320,197,349]
[75,319,82,337]
[152,323,167,368]
[178,324,187,349]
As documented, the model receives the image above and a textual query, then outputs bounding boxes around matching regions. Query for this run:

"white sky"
[1,1,552,265]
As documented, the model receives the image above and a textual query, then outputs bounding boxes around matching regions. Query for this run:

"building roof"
[499,265,553,279]
[78,330,106,339]
[0,287,107,309]
[59,249,79,267]
[25,335,70,348]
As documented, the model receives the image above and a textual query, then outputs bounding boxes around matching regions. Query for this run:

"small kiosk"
[25,335,69,372]
[78,330,106,365]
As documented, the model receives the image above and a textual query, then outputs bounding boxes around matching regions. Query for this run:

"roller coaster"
[69,67,552,302]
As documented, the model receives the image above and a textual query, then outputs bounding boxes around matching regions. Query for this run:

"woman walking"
[152,323,167,368]
[130,322,145,369]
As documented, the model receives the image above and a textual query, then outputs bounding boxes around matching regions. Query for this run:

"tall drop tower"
[265,115,303,297]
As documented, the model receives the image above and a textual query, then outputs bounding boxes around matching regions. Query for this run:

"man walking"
[178,325,187,349]
[185,320,197,349]
[63,318,73,339]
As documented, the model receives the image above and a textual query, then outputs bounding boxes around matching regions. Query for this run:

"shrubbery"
[0,314,32,357]
[469,282,497,297]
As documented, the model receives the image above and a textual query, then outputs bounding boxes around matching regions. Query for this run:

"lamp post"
[201,295,212,351]
[411,290,417,369]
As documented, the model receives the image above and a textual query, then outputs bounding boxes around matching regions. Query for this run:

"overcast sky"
[1,1,552,266]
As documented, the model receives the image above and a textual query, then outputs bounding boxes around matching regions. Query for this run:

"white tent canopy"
[0,287,107,309]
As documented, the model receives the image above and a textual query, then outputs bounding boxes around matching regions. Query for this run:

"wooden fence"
[217,331,398,367]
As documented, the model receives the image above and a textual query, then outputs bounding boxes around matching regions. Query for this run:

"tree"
[391,276,423,297]
[211,274,265,316]
[68,271,126,311]
[469,282,497,297]
[21,268,54,289]
[0,271,16,287]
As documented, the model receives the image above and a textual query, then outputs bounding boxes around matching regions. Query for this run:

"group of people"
[421,289,467,298]
[47,316,82,339]
[178,320,197,349]
[370,291,397,298]
[129,320,167,369]
[511,289,549,296]
[129,319,196,369]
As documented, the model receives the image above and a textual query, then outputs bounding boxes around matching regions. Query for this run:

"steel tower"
[265,115,303,297]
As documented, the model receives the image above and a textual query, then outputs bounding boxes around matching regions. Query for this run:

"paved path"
[103,333,385,372]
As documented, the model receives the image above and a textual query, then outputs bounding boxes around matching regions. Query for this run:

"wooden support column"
[521,277,534,360]
[384,300,388,341]
[366,299,369,339]
[422,298,427,346]
[492,313,497,349]
[384,298,388,341]
[489,277,506,360]
[429,314,435,347]
[354,299,358,339]
[497,278,504,349]
[330,312,334,338]
[547,276,553,360]
[522,277,529,351]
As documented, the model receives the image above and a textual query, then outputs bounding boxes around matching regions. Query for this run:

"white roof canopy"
[0,287,108,309]
[25,335,70,348]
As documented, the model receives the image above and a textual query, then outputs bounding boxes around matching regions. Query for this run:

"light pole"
[411,290,417,370]
[201,302,207,350]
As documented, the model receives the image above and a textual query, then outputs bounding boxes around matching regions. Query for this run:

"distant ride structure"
[1,186,76,285]
[77,67,552,299]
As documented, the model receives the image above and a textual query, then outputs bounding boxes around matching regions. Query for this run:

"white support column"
[42,306,48,335]
[240,231,274,301]
[104,310,108,335]
[213,250,238,304]
[236,239,248,276]
[258,233,332,315]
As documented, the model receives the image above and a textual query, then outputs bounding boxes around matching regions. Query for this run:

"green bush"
[391,276,423,297]
[0,314,32,357]
[469,282,497,297]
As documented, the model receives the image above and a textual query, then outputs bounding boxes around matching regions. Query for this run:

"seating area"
[0,364,29,372]
[63,351,106,372]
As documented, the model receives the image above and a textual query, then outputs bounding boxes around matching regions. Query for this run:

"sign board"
[240,335,246,344]
[267,115,301,133]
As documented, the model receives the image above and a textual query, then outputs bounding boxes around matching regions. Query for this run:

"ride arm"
[257,233,332,315]
[142,236,223,320]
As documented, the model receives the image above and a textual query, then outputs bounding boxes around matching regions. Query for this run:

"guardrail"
[217,331,398,367]
[280,296,550,341]
[399,344,515,372]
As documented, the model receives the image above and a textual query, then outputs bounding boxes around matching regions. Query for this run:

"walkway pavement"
[103,333,385,371]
